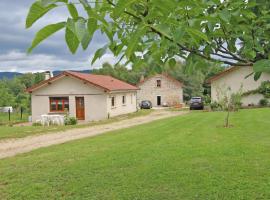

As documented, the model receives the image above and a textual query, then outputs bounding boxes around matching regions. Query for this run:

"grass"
[0,108,270,199]
[0,112,29,125]
[0,109,152,140]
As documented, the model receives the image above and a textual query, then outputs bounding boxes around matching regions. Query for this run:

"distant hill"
[0,72,22,79]
[52,70,92,76]
[0,70,92,79]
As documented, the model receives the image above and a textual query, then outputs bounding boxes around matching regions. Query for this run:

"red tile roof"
[26,71,138,93]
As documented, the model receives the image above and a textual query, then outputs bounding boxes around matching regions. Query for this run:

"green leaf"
[26,2,57,28]
[168,58,176,67]
[219,10,231,22]
[253,59,270,73]
[79,0,90,9]
[75,18,87,42]
[67,3,78,19]
[186,28,209,42]
[126,26,145,59]
[87,18,98,36]
[114,0,137,16]
[28,22,66,53]
[254,72,262,81]
[41,0,67,6]
[65,28,80,54]
[81,33,92,50]
[91,45,108,65]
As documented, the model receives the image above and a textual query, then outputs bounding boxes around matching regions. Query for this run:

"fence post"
[8,108,11,122]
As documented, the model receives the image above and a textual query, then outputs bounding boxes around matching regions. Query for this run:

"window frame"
[122,95,126,105]
[49,97,69,112]
[156,79,161,87]
[111,96,115,107]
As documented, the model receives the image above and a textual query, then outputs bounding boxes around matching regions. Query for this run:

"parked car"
[140,100,152,109]
[190,97,204,110]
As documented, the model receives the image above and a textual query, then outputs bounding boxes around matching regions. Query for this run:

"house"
[27,71,139,122]
[207,66,270,106]
[137,74,183,107]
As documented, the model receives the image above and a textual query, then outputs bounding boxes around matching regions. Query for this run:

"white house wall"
[107,92,137,118]
[211,66,270,106]
[31,76,107,122]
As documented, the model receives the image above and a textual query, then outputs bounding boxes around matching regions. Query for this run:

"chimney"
[44,71,52,80]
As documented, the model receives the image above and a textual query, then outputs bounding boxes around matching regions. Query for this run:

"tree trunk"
[225,109,230,127]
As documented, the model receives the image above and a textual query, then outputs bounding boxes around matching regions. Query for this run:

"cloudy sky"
[0,0,117,73]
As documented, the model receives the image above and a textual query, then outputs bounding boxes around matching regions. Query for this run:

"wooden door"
[76,97,85,120]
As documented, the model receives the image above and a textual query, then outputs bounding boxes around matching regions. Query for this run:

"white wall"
[107,91,137,118]
[211,66,270,106]
[31,76,107,122]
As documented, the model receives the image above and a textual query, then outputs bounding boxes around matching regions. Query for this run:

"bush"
[64,116,77,125]
[210,101,222,111]
[259,98,269,107]
[32,122,42,126]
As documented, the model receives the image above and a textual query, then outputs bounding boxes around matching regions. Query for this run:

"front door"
[157,96,161,106]
[76,97,85,120]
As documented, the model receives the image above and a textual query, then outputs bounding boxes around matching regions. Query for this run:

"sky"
[0,0,117,73]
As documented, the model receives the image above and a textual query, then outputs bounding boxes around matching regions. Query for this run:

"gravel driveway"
[0,110,188,159]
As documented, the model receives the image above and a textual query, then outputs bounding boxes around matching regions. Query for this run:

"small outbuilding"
[137,74,184,107]
[207,66,270,106]
[27,71,138,122]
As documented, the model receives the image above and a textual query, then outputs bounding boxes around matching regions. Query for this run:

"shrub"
[210,101,222,111]
[203,95,211,105]
[64,116,77,125]
[32,122,42,126]
[259,98,269,107]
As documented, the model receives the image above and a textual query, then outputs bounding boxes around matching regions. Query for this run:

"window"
[49,97,69,112]
[111,96,115,107]
[156,80,161,87]
[131,94,133,104]
[122,95,126,105]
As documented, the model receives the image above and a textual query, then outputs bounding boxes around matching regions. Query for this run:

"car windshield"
[191,97,202,103]
[142,101,150,105]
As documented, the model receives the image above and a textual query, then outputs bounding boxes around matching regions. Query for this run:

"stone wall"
[137,74,183,107]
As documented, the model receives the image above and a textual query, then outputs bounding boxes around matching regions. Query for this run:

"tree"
[26,0,270,79]
[0,73,45,111]
[215,85,243,127]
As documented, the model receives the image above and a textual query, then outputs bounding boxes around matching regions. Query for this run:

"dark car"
[190,97,204,110]
[140,100,152,109]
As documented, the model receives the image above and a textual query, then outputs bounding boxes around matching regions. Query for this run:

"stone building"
[137,74,183,107]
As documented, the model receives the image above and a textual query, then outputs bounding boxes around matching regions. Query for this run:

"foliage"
[32,122,42,126]
[242,81,270,98]
[1,109,270,199]
[258,81,270,98]
[210,101,222,111]
[215,85,243,127]
[0,73,45,111]
[26,0,270,80]
[259,98,269,107]
[64,116,78,125]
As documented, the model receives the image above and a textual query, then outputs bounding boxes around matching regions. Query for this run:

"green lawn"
[0,108,270,199]
[0,112,29,125]
[0,110,152,140]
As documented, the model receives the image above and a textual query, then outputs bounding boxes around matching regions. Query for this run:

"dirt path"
[0,110,188,159]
